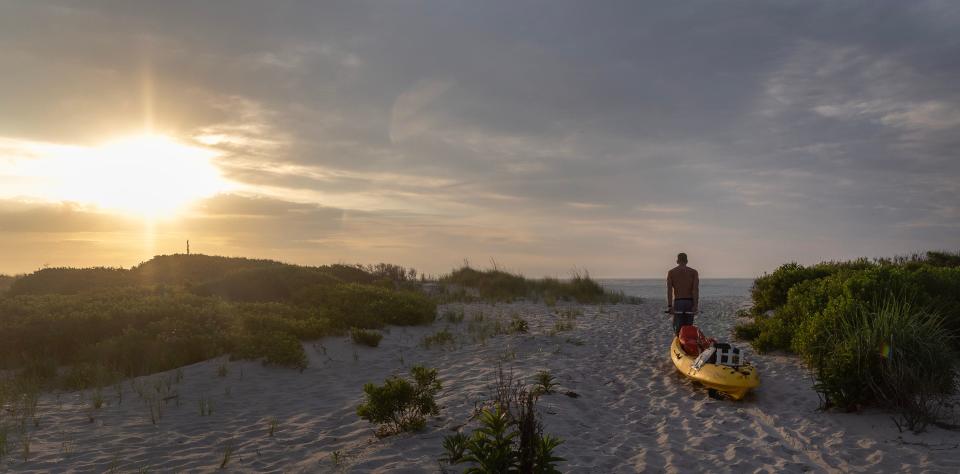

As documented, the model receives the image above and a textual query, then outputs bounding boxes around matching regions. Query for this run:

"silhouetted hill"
[0,274,17,294]
[134,254,285,285]
[7,267,136,296]
[7,254,381,301]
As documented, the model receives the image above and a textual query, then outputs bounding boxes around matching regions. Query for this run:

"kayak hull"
[670,337,759,400]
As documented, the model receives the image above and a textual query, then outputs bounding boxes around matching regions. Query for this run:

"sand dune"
[4,296,960,473]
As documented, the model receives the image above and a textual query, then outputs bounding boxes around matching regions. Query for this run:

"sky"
[1,1,958,277]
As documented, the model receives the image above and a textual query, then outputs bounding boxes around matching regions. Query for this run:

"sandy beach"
[4,295,960,473]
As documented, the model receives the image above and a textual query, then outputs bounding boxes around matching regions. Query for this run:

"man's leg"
[673,300,694,335]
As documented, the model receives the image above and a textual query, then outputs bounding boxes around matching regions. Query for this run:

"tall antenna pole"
[187,240,190,255]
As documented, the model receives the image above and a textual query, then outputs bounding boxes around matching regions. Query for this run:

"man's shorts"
[672,299,695,335]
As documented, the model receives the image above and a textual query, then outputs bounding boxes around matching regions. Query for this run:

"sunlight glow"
[7,134,231,218]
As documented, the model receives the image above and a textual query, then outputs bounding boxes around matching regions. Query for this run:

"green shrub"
[60,363,119,391]
[193,266,340,302]
[743,252,960,429]
[0,255,437,390]
[350,328,384,347]
[732,320,761,342]
[422,329,456,349]
[357,365,441,435]
[230,331,307,370]
[296,283,436,328]
[796,297,955,417]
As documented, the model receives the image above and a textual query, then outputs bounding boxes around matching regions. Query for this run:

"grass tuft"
[350,328,384,347]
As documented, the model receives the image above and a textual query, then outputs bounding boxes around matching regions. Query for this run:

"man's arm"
[666,271,673,310]
[692,270,700,312]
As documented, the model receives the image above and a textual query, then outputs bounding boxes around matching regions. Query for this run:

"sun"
[20,134,231,218]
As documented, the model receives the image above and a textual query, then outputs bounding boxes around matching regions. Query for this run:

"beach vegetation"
[438,264,637,304]
[357,365,441,435]
[199,395,214,417]
[421,329,456,349]
[444,365,565,472]
[508,315,529,334]
[533,370,558,395]
[442,307,465,324]
[0,274,17,295]
[735,251,960,430]
[219,442,235,469]
[0,254,440,390]
[350,328,384,347]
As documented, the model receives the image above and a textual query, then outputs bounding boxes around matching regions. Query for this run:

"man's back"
[667,265,699,299]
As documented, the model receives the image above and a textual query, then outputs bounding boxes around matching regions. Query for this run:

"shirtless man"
[667,252,699,335]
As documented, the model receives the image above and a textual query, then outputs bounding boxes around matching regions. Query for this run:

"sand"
[3,296,960,473]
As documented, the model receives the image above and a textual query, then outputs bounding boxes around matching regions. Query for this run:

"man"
[667,252,699,335]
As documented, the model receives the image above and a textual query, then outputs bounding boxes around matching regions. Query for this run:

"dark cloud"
[1,1,958,275]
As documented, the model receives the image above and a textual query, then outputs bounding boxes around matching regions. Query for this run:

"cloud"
[1,1,958,276]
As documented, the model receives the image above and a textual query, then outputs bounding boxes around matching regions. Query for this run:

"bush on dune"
[0,289,330,387]
[0,255,440,389]
[735,251,960,430]
[350,328,384,347]
[357,366,441,435]
[296,283,436,328]
[193,266,341,302]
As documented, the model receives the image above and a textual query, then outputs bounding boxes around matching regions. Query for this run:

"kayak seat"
[678,325,716,356]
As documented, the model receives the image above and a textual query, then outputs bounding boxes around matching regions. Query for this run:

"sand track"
[3,297,959,473]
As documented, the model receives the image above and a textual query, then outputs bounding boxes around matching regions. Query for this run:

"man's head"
[677,252,688,265]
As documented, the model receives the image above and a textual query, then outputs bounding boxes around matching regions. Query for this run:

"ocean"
[598,278,754,300]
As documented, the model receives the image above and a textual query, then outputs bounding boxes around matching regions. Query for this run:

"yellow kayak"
[670,337,760,400]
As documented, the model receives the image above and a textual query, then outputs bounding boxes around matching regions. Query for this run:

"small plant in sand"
[564,337,585,346]
[19,425,32,461]
[331,449,343,465]
[350,327,384,347]
[553,319,574,333]
[357,365,441,435]
[442,308,465,324]
[508,315,529,334]
[533,370,558,395]
[216,363,229,377]
[444,365,565,472]
[92,387,105,409]
[0,425,8,460]
[444,407,564,473]
[421,329,456,349]
[199,395,214,416]
[146,395,164,424]
[219,442,235,469]
[268,417,278,437]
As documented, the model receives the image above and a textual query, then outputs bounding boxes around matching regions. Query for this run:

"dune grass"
[438,265,637,304]
[0,254,437,391]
